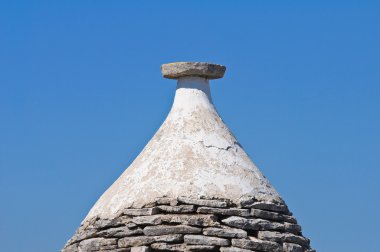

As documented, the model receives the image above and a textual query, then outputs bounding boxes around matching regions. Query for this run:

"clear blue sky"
[1,1,379,251]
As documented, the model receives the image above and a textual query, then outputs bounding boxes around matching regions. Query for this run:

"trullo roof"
[62,62,315,252]
[85,62,283,221]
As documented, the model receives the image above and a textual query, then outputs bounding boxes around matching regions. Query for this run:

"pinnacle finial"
[161,62,226,80]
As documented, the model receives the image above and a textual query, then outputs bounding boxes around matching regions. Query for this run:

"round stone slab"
[161,62,226,79]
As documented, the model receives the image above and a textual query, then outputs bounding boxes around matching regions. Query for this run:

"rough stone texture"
[96,226,143,238]
[67,228,98,245]
[124,208,160,216]
[143,225,202,236]
[158,205,196,213]
[283,242,304,252]
[250,209,283,222]
[284,234,310,247]
[118,236,155,247]
[198,207,250,217]
[221,216,259,230]
[92,215,133,229]
[178,197,228,208]
[118,234,183,247]
[257,231,284,243]
[133,216,163,226]
[156,197,178,206]
[78,238,117,251]
[161,62,226,79]
[245,202,290,215]
[222,216,284,231]
[282,215,297,224]
[284,222,302,235]
[62,198,314,252]
[131,246,151,252]
[220,247,254,252]
[232,238,282,252]
[184,234,230,246]
[203,226,247,239]
[127,222,138,229]
[62,244,78,252]
[151,243,217,251]
[161,214,220,227]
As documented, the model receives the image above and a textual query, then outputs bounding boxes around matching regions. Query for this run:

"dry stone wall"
[62,197,315,252]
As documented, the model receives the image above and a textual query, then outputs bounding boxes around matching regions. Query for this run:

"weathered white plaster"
[84,76,283,221]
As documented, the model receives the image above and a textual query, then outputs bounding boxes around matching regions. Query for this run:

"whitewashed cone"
[86,62,282,221]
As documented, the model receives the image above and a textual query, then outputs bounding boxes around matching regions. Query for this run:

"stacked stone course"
[62,197,315,252]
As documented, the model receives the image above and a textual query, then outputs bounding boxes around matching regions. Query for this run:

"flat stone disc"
[161,62,226,79]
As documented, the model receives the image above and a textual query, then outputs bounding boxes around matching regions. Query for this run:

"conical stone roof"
[62,62,314,252]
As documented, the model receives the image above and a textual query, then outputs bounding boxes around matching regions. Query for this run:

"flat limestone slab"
[161,62,226,79]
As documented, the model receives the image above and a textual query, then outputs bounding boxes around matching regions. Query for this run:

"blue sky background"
[1,1,379,251]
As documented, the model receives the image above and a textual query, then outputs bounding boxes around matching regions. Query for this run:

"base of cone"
[62,197,314,252]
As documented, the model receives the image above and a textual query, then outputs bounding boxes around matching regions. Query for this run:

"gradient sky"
[1,1,379,251]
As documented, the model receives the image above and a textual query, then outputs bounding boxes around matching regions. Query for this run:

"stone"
[67,228,98,245]
[245,202,290,214]
[184,234,230,246]
[155,234,184,243]
[232,238,282,252]
[131,246,151,252]
[284,222,302,235]
[118,236,155,247]
[197,207,250,217]
[151,243,217,251]
[96,226,143,237]
[220,247,255,252]
[149,243,177,251]
[161,214,219,227]
[283,243,303,252]
[161,62,226,79]
[203,226,247,238]
[78,238,117,251]
[284,233,310,247]
[185,245,218,252]
[238,197,256,208]
[124,208,160,216]
[142,201,157,208]
[221,216,258,230]
[156,197,178,206]
[178,197,227,208]
[61,243,78,252]
[158,205,196,213]
[143,225,202,236]
[133,215,163,225]
[282,215,297,224]
[258,221,284,231]
[127,222,138,228]
[118,234,183,247]
[257,231,284,243]
[222,216,284,231]
[64,208,312,252]
[93,216,133,229]
[250,209,283,221]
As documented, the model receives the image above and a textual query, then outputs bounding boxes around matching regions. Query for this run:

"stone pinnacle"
[161,62,226,79]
